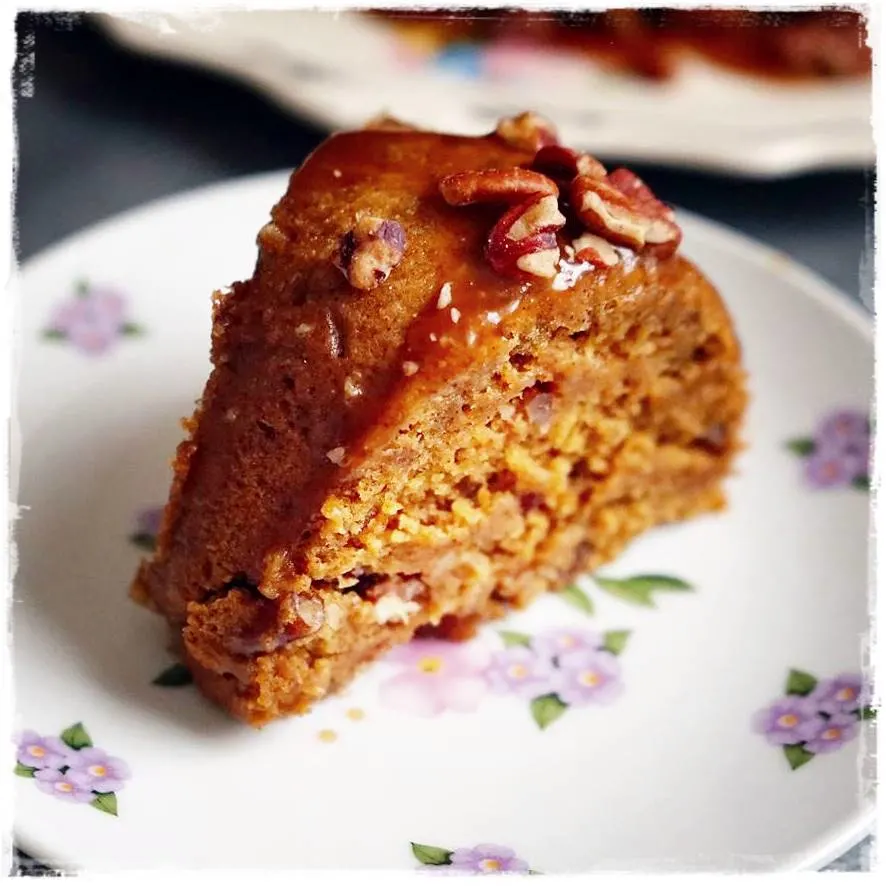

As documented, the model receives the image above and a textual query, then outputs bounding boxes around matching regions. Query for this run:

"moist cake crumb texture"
[131,112,748,725]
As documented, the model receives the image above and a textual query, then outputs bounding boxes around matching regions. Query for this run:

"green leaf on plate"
[129,532,156,552]
[91,792,118,816]
[601,630,631,656]
[499,630,532,649]
[785,437,816,457]
[60,722,93,750]
[785,669,817,697]
[410,843,452,866]
[851,475,870,492]
[14,764,36,778]
[530,693,568,730]
[42,329,65,340]
[557,584,594,615]
[860,706,876,721]
[120,322,144,337]
[152,663,193,687]
[783,744,815,771]
[593,574,693,608]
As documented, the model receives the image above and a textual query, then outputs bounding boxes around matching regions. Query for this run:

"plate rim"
[13,169,874,874]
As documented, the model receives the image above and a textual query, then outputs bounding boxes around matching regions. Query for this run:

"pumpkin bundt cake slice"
[132,113,747,725]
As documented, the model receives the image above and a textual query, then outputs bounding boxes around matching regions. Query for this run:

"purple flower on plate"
[804,450,860,489]
[752,695,822,746]
[379,639,491,717]
[64,747,131,793]
[134,506,163,539]
[34,769,95,804]
[449,844,530,875]
[816,410,870,454]
[44,281,140,355]
[485,646,558,699]
[554,648,623,706]
[15,731,69,770]
[531,627,603,661]
[809,673,868,716]
[803,712,860,754]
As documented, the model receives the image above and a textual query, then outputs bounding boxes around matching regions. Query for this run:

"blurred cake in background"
[376,8,870,82]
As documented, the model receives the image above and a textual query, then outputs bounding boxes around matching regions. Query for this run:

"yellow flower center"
[418,656,444,674]
[579,671,601,687]
[88,765,107,778]
[57,782,73,793]
[836,688,856,701]
[479,859,502,872]
[777,714,799,728]
[508,664,529,680]
[28,745,45,758]
[822,727,842,740]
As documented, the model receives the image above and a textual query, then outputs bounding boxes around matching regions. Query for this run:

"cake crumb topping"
[450,307,461,324]
[402,361,420,376]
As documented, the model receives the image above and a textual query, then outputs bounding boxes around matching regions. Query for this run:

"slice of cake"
[133,112,747,725]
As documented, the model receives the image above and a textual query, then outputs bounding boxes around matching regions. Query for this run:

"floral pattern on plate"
[43,280,143,355]
[753,669,875,770]
[14,723,130,815]
[130,505,163,551]
[411,841,536,874]
[786,409,871,491]
[393,35,583,85]
[379,626,631,730]
[559,573,693,614]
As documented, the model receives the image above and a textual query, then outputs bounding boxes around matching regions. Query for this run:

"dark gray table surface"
[10,13,874,876]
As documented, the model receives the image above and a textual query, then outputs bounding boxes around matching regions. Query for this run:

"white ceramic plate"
[12,171,874,873]
[94,10,874,178]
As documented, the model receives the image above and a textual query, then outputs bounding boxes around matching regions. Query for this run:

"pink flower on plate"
[380,639,491,717]
[44,280,142,355]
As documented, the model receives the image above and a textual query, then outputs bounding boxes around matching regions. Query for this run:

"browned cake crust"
[133,115,747,725]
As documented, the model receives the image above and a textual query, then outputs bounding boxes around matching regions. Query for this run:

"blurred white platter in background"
[95,10,873,178]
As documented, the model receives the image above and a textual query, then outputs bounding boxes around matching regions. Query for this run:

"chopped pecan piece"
[439,168,558,206]
[532,144,607,182]
[486,194,565,280]
[334,217,406,290]
[571,232,621,268]
[570,175,680,255]
[495,111,559,152]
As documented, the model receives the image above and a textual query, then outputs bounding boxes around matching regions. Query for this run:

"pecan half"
[571,233,620,269]
[532,144,607,182]
[334,216,406,290]
[486,194,565,280]
[495,111,559,153]
[607,167,682,254]
[439,168,558,206]
[570,175,679,255]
